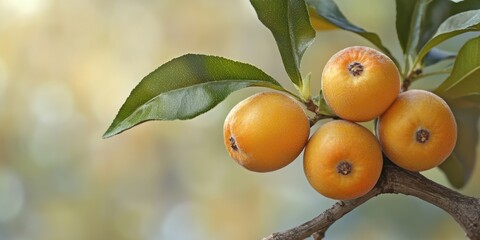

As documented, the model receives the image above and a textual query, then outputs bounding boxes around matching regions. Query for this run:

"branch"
[263,161,480,240]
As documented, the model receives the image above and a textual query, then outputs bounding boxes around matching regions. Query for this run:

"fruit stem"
[412,69,452,82]
[401,68,422,92]
[305,99,318,113]
[305,99,335,127]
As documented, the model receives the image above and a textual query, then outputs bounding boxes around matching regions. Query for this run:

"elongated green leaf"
[419,0,480,51]
[435,37,480,188]
[395,0,415,53]
[416,10,480,66]
[306,0,399,66]
[250,0,315,87]
[396,0,430,55]
[103,54,284,138]
[435,36,480,100]
[439,98,479,188]
[421,48,456,67]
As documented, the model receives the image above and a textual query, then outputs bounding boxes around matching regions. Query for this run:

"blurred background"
[0,0,478,239]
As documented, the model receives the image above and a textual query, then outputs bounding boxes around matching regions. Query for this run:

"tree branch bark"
[263,161,480,240]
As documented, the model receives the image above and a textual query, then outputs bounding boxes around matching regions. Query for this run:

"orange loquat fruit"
[303,120,383,200]
[321,46,400,122]
[377,89,457,172]
[224,92,310,172]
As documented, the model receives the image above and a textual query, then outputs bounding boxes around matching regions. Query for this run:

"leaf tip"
[102,121,126,139]
[102,132,113,139]
[102,126,118,139]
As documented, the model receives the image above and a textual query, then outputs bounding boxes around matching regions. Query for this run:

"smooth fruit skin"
[321,46,400,122]
[223,92,310,172]
[303,120,383,200]
[377,89,457,172]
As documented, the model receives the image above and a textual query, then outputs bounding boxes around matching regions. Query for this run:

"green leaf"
[103,54,285,138]
[459,94,480,103]
[421,48,456,67]
[439,98,479,188]
[435,37,480,188]
[415,10,480,67]
[395,0,430,55]
[435,36,480,99]
[313,90,335,117]
[250,0,315,87]
[308,7,338,31]
[306,0,399,67]
[419,0,480,51]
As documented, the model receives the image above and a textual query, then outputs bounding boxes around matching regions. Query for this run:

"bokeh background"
[0,0,479,239]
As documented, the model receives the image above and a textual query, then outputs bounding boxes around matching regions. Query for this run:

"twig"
[305,99,333,127]
[412,69,451,81]
[263,161,480,240]
[401,68,422,92]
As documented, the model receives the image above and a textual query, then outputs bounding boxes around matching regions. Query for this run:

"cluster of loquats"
[304,46,398,200]
[224,46,457,201]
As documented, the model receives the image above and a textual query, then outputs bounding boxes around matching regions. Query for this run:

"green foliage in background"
[105,0,480,188]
